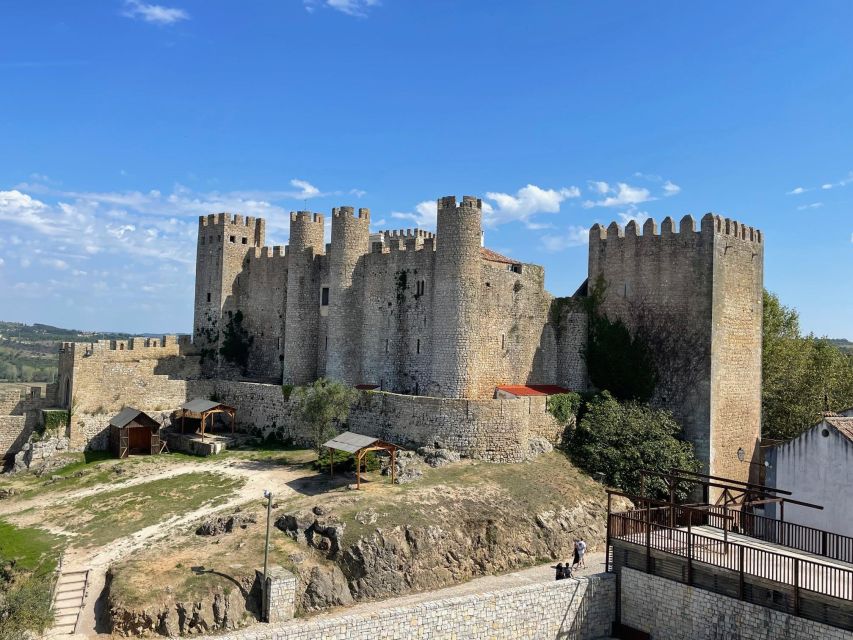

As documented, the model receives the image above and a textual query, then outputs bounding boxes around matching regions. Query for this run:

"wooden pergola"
[179,399,236,441]
[322,431,402,489]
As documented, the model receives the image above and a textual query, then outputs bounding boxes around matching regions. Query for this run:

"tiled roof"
[825,416,853,442]
[480,247,519,265]
[496,384,571,397]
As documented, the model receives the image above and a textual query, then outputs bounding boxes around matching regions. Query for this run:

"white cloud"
[350,188,367,198]
[122,0,189,24]
[289,179,320,199]
[541,226,589,252]
[391,200,437,229]
[583,182,652,208]
[617,208,651,226]
[662,180,681,197]
[797,202,823,210]
[821,184,833,190]
[0,257,4,267]
[787,187,806,195]
[483,184,580,228]
[43,258,69,270]
[304,0,380,17]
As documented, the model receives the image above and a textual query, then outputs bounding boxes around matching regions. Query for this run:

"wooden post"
[356,450,362,490]
[330,448,334,478]
[793,557,800,616]
[231,410,235,434]
[391,448,396,485]
[687,516,693,585]
[606,492,612,572]
[181,412,184,434]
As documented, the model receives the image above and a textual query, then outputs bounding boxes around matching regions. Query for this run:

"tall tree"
[762,290,853,440]
[292,378,357,455]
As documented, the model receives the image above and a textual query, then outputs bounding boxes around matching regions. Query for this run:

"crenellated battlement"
[248,245,287,260]
[376,228,436,239]
[332,206,370,221]
[590,213,762,245]
[199,213,262,228]
[290,211,324,224]
[62,335,193,359]
[438,195,482,211]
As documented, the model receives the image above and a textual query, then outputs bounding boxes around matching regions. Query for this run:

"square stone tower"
[588,213,764,485]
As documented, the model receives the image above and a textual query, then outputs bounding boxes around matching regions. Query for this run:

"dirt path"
[24,457,317,639]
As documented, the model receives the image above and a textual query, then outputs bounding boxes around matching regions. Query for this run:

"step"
[55,595,84,606]
[56,580,86,590]
[53,613,78,626]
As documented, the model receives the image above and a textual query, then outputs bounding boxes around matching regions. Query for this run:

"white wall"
[766,418,853,537]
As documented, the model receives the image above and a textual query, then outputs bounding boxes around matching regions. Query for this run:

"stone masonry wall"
[201,573,615,640]
[0,416,27,458]
[620,567,852,640]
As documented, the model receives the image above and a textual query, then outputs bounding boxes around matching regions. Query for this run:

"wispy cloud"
[583,181,652,208]
[797,202,823,211]
[787,171,853,195]
[787,187,806,195]
[541,226,589,252]
[122,0,189,25]
[662,180,681,197]
[304,0,380,17]
[391,201,437,229]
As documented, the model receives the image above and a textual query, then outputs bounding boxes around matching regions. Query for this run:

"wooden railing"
[608,510,853,630]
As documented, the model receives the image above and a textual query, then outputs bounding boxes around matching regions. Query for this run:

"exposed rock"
[312,505,329,516]
[417,445,461,468]
[276,511,345,558]
[355,508,377,525]
[0,488,16,499]
[196,513,257,537]
[526,436,553,459]
[381,450,424,484]
[300,564,353,611]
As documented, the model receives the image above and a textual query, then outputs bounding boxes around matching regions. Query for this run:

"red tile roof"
[496,384,570,397]
[480,247,519,265]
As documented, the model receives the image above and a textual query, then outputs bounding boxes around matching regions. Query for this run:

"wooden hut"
[109,407,161,459]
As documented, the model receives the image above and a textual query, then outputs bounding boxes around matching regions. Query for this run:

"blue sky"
[0,1,851,337]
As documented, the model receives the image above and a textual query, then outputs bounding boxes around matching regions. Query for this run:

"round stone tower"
[429,195,482,398]
[326,206,370,385]
[282,211,325,385]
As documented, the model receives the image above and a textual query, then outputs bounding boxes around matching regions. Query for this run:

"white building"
[765,409,853,537]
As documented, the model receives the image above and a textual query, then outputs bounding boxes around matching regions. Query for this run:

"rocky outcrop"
[195,512,256,536]
[276,510,345,558]
[105,569,257,637]
[339,499,612,601]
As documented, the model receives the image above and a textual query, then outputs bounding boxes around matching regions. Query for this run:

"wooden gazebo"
[322,431,402,489]
[179,399,236,441]
[109,407,162,459]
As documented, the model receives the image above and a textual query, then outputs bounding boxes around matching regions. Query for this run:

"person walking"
[572,540,580,569]
[577,538,587,569]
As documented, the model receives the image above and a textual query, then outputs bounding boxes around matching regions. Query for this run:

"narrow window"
[277,337,281,350]
[416,339,421,354]
[385,338,389,354]
[321,287,330,306]
[207,292,211,302]
[501,334,505,349]
[229,235,236,243]
[119,343,124,350]
[241,237,248,244]
[201,236,205,245]
[325,336,328,351]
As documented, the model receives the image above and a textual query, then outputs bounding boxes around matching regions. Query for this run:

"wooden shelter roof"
[109,407,158,429]
[181,398,233,413]
[323,431,383,454]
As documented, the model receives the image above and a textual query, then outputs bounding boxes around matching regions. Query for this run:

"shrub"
[546,392,582,425]
[291,378,357,455]
[569,391,700,500]
[313,449,380,473]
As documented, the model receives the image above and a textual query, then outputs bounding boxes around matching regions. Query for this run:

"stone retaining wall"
[0,415,28,458]
[202,573,614,640]
[620,567,853,639]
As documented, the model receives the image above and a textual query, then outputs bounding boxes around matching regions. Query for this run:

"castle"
[1,194,763,481]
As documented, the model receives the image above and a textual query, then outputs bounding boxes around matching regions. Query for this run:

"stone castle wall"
[0,416,27,459]
[193,195,588,398]
[201,573,615,640]
[620,567,851,640]
[0,384,58,458]
[588,214,763,480]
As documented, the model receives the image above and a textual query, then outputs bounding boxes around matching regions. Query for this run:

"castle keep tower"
[193,213,265,353]
[588,213,764,485]
[282,212,325,385]
[326,206,370,385]
[430,196,483,398]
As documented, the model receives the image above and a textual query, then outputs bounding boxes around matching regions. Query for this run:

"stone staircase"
[50,568,89,635]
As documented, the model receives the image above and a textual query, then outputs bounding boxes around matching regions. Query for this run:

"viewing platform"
[606,470,853,632]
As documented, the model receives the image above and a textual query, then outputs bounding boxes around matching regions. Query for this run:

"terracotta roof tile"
[480,247,519,265]
[496,384,571,397]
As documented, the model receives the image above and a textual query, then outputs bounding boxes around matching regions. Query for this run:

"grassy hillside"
[828,338,853,355]
[0,321,139,383]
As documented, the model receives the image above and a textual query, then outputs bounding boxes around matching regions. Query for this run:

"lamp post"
[262,489,272,622]
[736,447,770,468]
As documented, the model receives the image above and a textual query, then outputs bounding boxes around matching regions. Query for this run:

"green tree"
[569,391,700,500]
[762,290,853,440]
[292,378,358,455]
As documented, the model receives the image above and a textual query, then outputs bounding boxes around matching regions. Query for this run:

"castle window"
[415,280,425,296]
[416,339,421,354]
[242,237,247,244]
[201,236,205,245]
[325,336,328,351]
[207,292,211,302]
[508,264,521,274]
[229,235,236,243]
[385,339,389,353]
[321,287,330,306]
[277,337,281,350]
[501,334,505,350]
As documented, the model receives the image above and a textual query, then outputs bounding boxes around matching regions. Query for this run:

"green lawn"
[64,472,243,547]
[0,520,63,574]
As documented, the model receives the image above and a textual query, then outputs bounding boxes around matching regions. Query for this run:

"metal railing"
[705,506,853,565]
[608,509,853,630]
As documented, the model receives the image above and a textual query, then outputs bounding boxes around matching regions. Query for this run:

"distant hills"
[828,338,853,355]
[0,321,136,384]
